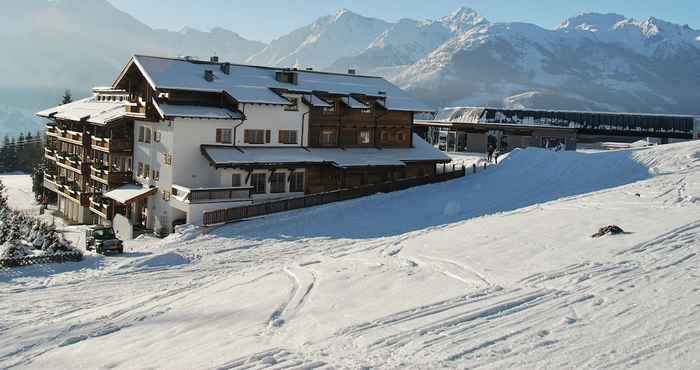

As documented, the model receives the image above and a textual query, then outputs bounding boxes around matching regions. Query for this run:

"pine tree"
[62,90,72,105]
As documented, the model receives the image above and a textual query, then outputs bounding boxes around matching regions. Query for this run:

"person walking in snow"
[487,144,495,163]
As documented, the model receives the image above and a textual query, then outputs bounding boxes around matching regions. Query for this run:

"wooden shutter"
[265,130,271,144]
[244,130,252,143]
[215,129,222,143]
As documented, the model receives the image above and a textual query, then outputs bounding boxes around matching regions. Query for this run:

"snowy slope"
[2,141,699,369]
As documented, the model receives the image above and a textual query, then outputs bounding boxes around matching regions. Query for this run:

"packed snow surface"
[2,142,700,369]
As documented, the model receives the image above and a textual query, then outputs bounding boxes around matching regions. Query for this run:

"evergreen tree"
[62,89,72,105]
[0,136,9,172]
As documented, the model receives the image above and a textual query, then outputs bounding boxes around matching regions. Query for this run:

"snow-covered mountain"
[394,12,700,114]
[329,7,487,75]
[246,9,391,69]
[0,0,265,89]
[1,3,699,136]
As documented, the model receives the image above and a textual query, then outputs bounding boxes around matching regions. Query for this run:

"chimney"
[204,70,214,82]
[210,56,219,63]
[348,69,356,75]
[221,62,231,75]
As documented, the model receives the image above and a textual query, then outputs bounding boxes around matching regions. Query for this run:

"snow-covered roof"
[153,101,243,120]
[202,134,450,169]
[118,55,434,112]
[342,96,370,110]
[302,94,333,108]
[36,96,128,126]
[105,184,157,204]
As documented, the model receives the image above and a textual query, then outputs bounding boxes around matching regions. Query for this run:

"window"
[244,129,270,144]
[152,170,160,181]
[278,130,298,144]
[359,130,371,145]
[163,153,172,165]
[320,129,337,146]
[154,130,161,143]
[396,131,406,142]
[381,130,391,143]
[290,172,304,193]
[270,173,286,193]
[145,128,152,143]
[284,98,299,111]
[323,103,335,114]
[216,128,233,144]
[144,164,150,179]
[231,173,242,187]
[137,162,144,177]
[138,126,145,142]
[250,173,266,194]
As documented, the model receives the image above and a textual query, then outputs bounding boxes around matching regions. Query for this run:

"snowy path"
[1,143,699,369]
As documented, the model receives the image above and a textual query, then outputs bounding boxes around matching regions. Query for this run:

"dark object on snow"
[635,193,641,197]
[592,225,625,238]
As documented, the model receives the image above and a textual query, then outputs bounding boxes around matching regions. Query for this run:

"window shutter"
[265,130,271,144]
[215,129,221,143]
[244,130,252,143]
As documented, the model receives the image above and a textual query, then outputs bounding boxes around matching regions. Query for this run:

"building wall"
[236,96,310,147]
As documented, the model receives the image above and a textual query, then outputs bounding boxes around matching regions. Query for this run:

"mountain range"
[1,0,699,137]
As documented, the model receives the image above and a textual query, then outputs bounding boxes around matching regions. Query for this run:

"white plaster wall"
[237,95,310,147]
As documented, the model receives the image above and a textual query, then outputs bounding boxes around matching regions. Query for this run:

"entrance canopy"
[105,184,157,204]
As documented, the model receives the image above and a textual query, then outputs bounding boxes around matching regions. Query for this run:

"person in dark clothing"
[487,144,495,163]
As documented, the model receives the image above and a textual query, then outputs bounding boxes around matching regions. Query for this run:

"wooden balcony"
[56,129,89,146]
[44,175,91,206]
[90,165,132,186]
[89,195,113,219]
[172,185,253,204]
[55,154,91,175]
[92,137,132,153]
[46,125,59,138]
[44,147,57,161]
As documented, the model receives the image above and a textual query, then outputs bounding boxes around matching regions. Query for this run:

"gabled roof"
[115,55,434,112]
[36,96,128,126]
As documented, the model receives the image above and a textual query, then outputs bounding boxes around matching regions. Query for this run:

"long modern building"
[415,107,699,153]
[38,55,449,236]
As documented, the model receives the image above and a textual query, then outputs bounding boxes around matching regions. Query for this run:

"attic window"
[275,71,298,85]
[204,70,214,82]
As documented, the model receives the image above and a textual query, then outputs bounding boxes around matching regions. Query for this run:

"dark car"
[85,226,124,255]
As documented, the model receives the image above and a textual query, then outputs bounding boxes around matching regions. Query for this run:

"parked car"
[85,226,124,255]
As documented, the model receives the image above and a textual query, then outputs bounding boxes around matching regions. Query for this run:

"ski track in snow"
[2,143,700,369]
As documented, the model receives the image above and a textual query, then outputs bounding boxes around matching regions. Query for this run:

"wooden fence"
[203,165,467,226]
[0,252,83,268]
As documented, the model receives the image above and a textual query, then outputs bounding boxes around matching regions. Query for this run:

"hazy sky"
[107,0,700,42]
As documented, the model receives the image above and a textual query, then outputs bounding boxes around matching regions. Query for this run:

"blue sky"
[108,0,700,42]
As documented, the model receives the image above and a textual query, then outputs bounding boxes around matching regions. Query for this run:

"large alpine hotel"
[38,55,449,237]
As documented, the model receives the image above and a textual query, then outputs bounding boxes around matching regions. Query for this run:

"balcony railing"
[89,194,112,218]
[92,137,132,153]
[172,185,253,204]
[90,165,132,185]
[46,125,59,138]
[44,147,57,161]
[43,175,91,206]
[55,129,89,146]
[55,154,91,175]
